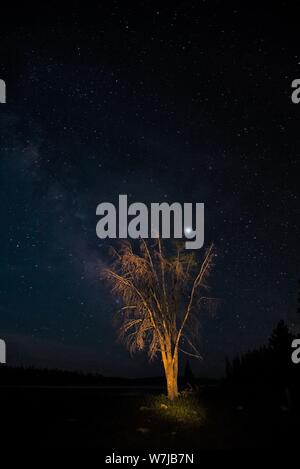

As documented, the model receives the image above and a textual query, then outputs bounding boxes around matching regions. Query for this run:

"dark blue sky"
[0,2,299,377]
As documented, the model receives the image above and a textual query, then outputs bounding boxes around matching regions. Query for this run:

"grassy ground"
[145,393,206,427]
[0,384,299,448]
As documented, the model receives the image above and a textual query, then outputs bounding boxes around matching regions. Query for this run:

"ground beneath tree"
[0,384,298,448]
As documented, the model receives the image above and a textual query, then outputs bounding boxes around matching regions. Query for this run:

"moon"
[184,226,193,236]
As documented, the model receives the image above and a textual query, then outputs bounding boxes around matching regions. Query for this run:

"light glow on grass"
[147,394,205,427]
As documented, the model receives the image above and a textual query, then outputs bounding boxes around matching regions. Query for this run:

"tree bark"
[163,350,179,401]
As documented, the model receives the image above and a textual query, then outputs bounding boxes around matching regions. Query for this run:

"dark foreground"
[0,384,299,448]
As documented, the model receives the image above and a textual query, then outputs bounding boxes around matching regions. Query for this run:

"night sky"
[0,2,299,377]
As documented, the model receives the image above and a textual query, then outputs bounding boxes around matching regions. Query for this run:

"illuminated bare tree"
[103,239,217,400]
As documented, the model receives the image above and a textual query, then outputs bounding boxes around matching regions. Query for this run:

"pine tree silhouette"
[184,360,195,386]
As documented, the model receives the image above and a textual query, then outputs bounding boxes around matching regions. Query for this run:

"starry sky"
[0,2,299,377]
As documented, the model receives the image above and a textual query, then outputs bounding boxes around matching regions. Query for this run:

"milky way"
[0,3,299,377]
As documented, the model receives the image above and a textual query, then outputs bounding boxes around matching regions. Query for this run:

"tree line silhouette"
[1,320,299,389]
[225,320,300,385]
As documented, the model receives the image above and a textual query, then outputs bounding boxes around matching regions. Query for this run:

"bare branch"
[102,239,217,379]
[174,243,216,356]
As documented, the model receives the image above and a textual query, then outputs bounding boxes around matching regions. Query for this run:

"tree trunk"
[163,351,179,401]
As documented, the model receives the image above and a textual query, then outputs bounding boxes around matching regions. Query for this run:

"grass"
[145,393,206,427]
